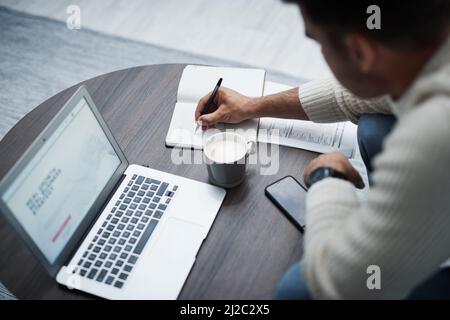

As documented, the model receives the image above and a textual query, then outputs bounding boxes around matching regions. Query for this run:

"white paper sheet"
[258,81,358,158]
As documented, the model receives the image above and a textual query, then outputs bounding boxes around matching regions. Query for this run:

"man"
[194,0,450,299]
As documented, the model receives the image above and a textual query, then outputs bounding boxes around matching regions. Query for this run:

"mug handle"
[245,140,256,157]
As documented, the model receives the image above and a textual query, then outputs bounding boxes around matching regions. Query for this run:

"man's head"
[284,0,450,98]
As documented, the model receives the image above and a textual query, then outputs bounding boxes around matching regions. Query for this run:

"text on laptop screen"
[2,98,121,263]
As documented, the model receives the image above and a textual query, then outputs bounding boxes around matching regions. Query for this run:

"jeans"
[276,114,450,299]
[275,262,311,300]
[357,114,397,175]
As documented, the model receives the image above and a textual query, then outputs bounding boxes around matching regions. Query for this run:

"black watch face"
[308,168,325,186]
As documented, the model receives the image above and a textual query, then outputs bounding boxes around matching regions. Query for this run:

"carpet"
[0,6,303,140]
[0,282,16,300]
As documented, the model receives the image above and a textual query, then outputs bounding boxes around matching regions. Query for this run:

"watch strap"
[306,167,348,188]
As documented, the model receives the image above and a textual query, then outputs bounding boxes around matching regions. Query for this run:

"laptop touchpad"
[153,217,206,262]
[125,213,208,298]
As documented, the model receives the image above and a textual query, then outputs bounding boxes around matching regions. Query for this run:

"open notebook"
[166,65,357,157]
[165,65,265,149]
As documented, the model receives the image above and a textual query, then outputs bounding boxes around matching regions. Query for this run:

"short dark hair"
[283,0,450,49]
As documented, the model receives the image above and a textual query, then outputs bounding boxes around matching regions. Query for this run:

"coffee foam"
[205,137,246,163]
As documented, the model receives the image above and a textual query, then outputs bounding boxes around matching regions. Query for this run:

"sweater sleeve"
[303,96,450,299]
[299,78,392,123]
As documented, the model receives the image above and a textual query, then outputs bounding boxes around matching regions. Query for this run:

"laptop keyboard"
[73,174,178,289]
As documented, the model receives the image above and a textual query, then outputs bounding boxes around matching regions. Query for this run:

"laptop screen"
[1,97,121,264]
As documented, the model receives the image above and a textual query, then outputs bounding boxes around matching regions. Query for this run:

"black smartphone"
[265,176,307,232]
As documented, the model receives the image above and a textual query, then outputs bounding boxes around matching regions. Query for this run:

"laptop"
[0,86,226,299]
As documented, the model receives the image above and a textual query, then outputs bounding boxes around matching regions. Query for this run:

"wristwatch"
[306,167,348,188]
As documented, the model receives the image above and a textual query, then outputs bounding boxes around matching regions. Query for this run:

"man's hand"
[195,87,258,127]
[195,86,309,127]
[303,151,365,189]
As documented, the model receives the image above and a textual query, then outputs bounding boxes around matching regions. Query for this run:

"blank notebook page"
[177,65,266,103]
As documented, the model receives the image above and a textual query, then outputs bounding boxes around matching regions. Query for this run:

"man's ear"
[344,33,378,73]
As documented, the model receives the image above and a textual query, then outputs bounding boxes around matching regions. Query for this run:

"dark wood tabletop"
[0,64,316,299]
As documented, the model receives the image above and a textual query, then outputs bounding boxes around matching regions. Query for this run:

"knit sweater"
[298,35,450,299]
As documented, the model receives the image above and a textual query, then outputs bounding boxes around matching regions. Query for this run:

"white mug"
[203,132,256,188]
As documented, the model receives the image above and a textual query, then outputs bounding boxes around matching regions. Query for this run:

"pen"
[201,78,222,116]
[196,78,223,129]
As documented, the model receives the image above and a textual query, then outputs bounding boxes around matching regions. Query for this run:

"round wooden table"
[0,64,314,299]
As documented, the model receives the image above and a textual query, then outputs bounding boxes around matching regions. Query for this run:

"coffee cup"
[203,132,256,188]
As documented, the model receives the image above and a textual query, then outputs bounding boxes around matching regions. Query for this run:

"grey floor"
[0,0,331,80]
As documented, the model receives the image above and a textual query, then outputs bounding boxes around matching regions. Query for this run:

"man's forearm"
[248,88,310,120]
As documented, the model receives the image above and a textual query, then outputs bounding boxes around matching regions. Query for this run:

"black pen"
[201,78,222,116]
[196,78,223,129]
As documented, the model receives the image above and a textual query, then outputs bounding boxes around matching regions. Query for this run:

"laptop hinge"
[64,173,127,264]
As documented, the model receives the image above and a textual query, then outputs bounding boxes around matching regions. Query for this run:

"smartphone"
[265,176,307,232]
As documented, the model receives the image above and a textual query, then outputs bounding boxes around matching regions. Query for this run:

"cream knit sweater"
[298,36,450,299]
